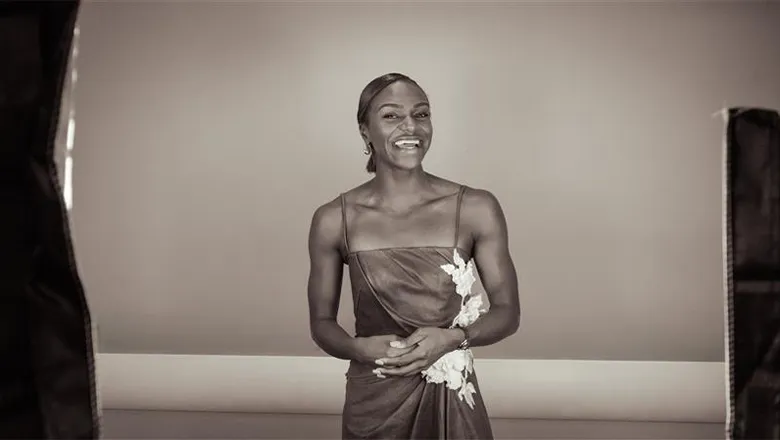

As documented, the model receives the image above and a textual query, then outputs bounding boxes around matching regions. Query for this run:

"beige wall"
[69,1,780,362]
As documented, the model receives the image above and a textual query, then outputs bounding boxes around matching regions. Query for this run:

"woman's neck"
[370,166,433,208]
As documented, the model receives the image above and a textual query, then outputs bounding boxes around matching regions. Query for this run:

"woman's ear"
[359,124,370,145]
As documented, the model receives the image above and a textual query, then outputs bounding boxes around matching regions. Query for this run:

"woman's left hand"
[373,327,463,377]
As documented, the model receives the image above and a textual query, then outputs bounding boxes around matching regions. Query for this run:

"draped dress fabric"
[339,186,494,440]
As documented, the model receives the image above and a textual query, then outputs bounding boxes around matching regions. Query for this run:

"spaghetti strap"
[454,185,466,248]
[340,193,351,254]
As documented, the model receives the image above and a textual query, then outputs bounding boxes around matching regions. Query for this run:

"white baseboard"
[97,353,725,423]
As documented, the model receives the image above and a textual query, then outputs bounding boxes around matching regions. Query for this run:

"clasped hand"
[356,327,462,378]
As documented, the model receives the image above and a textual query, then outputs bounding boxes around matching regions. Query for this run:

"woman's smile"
[391,137,423,153]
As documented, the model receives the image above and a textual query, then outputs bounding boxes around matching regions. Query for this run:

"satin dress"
[339,186,494,440]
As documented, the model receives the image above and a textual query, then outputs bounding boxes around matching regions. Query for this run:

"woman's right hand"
[353,335,415,365]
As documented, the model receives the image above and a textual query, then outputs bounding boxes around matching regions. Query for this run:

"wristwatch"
[457,327,470,350]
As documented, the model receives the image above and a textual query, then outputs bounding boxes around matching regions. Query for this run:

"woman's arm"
[307,200,411,363]
[459,188,521,347]
[307,201,359,360]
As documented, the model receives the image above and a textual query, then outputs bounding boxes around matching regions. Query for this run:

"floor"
[102,410,725,439]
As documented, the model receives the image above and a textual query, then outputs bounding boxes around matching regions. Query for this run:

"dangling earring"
[363,142,372,155]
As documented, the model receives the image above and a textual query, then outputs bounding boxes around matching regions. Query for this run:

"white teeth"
[394,139,420,148]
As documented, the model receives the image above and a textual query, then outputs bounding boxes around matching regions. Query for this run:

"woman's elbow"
[506,306,521,336]
[309,319,326,347]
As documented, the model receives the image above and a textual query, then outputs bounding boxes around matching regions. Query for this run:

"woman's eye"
[382,114,398,119]
[415,112,430,118]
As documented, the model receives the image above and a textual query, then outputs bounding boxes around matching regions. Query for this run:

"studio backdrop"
[61,0,780,424]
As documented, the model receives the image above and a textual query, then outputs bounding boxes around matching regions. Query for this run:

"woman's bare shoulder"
[424,173,494,201]
[311,195,341,221]
[461,185,501,207]
[309,196,342,246]
[309,181,372,242]
[425,173,467,198]
[460,185,507,234]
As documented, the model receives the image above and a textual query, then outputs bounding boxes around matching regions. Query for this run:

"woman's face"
[361,81,432,172]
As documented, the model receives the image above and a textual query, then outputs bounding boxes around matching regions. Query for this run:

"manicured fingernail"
[390,341,404,348]
[375,359,385,365]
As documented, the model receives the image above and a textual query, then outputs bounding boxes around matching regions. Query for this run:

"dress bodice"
[345,246,471,338]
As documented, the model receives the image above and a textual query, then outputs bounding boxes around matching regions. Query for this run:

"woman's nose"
[399,115,417,132]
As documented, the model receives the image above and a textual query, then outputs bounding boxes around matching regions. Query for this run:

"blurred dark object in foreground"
[0,1,100,438]
[726,107,780,440]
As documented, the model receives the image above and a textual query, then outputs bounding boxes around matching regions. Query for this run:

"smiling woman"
[307,73,521,439]
[357,73,433,174]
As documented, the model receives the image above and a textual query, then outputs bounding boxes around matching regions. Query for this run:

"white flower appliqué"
[420,249,487,410]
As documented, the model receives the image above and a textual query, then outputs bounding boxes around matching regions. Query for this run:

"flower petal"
[453,250,465,268]
[440,263,456,275]
[445,368,463,390]
[460,382,477,409]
